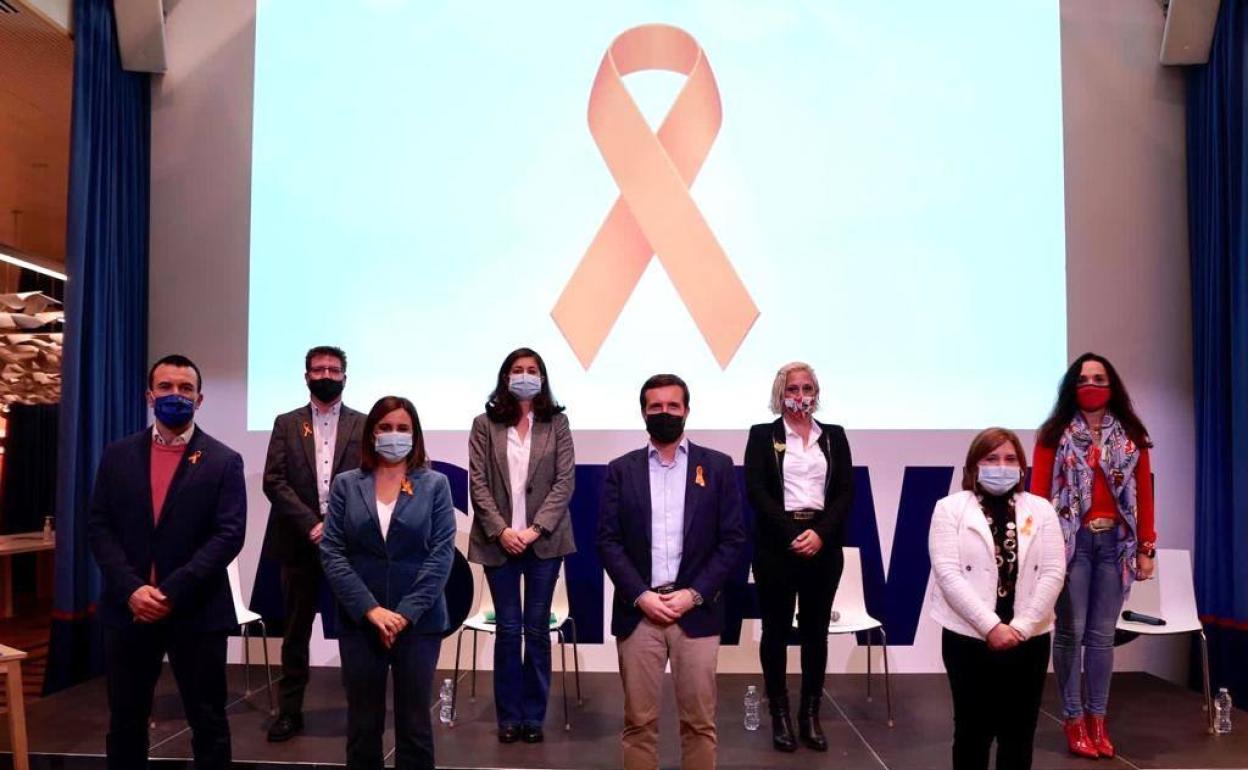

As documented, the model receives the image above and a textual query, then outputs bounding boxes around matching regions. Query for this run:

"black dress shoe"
[798,695,828,752]
[498,725,521,744]
[522,726,545,744]
[770,697,797,753]
[267,713,304,743]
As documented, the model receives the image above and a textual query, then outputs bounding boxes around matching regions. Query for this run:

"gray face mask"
[977,465,1021,496]
[375,431,413,462]
[508,373,542,401]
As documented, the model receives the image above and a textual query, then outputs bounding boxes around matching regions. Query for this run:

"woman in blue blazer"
[321,396,456,770]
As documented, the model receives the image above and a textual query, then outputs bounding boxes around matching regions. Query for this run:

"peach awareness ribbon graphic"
[551,24,759,369]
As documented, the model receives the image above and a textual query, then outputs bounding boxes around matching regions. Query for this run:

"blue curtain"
[45,0,150,694]
[1188,0,1248,704]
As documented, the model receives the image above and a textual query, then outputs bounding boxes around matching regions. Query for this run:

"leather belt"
[652,582,679,595]
[788,509,820,522]
[1086,517,1117,533]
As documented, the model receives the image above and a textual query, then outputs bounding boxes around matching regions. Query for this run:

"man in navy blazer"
[88,355,246,770]
[597,374,746,770]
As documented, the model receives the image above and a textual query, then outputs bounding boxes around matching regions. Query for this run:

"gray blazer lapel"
[491,420,512,509]
[298,406,317,477]
[332,408,360,474]
[525,419,551,486]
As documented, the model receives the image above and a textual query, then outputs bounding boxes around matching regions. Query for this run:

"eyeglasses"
[308,366,344,377]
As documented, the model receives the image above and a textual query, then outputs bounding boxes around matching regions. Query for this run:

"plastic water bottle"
[439,678,454,725]
[1215,688,1233,735]
[42,516,53,542]
[743,685,760,731]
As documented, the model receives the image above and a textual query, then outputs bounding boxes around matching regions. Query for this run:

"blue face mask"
[977,465,1021,496]
[508,373,542,401]
[153,394,196,429]
[375,431,413,462]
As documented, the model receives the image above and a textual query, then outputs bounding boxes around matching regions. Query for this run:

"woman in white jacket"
[929,428,1065,770]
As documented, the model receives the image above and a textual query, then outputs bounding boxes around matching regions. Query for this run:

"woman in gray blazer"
[468,347,576,744]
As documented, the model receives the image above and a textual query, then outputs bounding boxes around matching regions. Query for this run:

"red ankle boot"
[1064,717,1099,759]
[1086,715,1115,758]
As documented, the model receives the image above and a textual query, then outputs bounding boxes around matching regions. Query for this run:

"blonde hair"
[769,362,820,415]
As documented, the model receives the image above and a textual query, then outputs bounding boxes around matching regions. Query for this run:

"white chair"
[227,559,276,716]
[451,563,581,730]
[1115,548,1214,733]
[794,547,893,726]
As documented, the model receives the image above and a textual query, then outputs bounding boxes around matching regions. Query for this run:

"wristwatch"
[688,588,704,607]
[1139,542,1156,559]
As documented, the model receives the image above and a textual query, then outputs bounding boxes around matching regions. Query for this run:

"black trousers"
[941,628,1051,770]
[756,545,844,701]
[340,629,440,770]
[279,552,322,716]
[104,623,230,770]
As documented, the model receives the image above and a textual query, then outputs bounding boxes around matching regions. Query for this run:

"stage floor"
[1,665,1244,769]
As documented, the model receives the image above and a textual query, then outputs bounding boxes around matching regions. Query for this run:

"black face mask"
[308,377,345,403]
[645,412,685,444]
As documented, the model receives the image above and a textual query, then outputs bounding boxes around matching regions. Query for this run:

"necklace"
[977,493,1018,598]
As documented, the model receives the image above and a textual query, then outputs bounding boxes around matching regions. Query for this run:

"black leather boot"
[770,696,797,752]
[798,694,828,752]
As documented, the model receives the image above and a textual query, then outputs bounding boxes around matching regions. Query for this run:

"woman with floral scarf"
[1033,353,1155,760]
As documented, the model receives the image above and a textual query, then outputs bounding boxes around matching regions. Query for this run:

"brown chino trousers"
[617,618,720,770]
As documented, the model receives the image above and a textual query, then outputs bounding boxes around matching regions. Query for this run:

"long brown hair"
[1037,353,1152,448]
[359,396,428,473]
[961,427,1029,495]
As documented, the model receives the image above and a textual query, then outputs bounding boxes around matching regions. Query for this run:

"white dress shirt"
[648,438,689,587]
[507,412,535,531]
[782,418,827,511]
[376,497,396,542]
[152,423,195,446]
[311,400,342,517]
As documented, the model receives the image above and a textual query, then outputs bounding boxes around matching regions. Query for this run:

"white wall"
[148,0,1193,680]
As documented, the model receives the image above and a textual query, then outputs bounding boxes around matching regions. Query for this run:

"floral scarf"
[1048,412,1141,594]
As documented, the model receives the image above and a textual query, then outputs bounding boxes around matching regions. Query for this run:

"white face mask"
[977,465,1021,495]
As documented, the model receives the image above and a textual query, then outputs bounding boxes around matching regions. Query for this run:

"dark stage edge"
[0,666,1244,769]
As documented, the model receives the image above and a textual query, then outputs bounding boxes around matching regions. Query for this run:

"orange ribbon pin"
[301,422,312,438]
[552,24,759,368]
[400,478,414,496]
[695,465,706,487]
[188,450,202,465]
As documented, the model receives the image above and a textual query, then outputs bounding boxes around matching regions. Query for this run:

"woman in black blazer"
[744,362,853,753]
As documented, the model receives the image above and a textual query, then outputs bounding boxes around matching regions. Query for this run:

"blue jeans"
[1053,528,1125,719]
[484,553,562,729]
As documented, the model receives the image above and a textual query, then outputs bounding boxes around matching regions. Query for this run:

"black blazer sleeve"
[87,444,146,606]
[813,425,853,546]
[743,424,802,546]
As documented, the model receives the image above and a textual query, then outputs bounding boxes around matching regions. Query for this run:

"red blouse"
[1031,443,1155,545]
